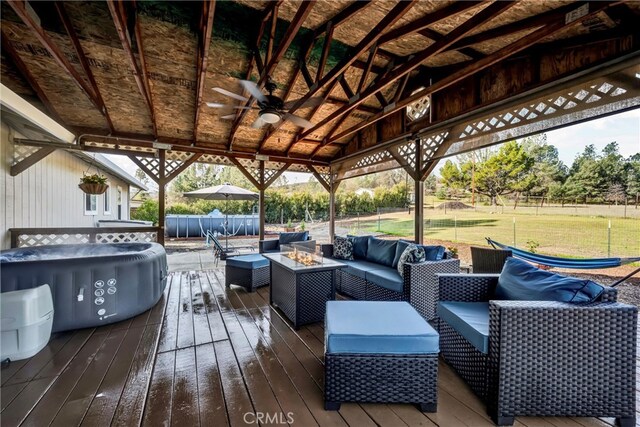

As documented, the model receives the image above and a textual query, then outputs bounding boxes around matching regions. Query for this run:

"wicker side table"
[225,254,270,293]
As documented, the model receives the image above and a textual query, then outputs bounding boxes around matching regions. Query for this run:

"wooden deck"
[1,270,633,427]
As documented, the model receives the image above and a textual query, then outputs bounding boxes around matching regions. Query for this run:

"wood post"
[329,170,337,242]
[414,138,424,244]
[259,161,266,241]
[158,149,166,246]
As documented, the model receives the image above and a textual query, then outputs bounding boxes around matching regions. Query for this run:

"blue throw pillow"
[279,231,308,246]
[397,244,426,278]
[393,240,410,268]
[365,237,397,267]
[496,257,604,302]
[347,235,369,259]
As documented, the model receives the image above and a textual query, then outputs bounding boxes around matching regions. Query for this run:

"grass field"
[341,210,640,259]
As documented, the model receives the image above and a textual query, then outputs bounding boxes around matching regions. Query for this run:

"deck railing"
[9,227,161,248]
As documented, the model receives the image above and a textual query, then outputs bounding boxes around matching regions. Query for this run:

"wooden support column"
[329,170,338,243]
[158,149,166,246]
[414,138,424,244]
[258,161,266,241]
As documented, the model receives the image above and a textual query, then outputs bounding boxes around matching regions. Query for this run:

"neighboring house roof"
[355,188,374,197]
[74,152,149,191]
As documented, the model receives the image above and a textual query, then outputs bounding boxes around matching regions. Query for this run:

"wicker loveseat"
[258,231,312,254]
[320,236,460,310]
[435,260,637,426]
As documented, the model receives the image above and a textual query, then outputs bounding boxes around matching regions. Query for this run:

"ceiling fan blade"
[206,102,230,108]
[240,80,267,103]
[284,113,314,129]
[212,87,248,102]
[250,116,266,129]
[283,96,324,110]
[220,114,236,120]
[206,102,257,110]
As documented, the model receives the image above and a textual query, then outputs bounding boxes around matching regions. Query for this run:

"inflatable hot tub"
[1,243,168,332]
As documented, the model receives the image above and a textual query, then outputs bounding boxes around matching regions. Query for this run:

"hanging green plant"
[79,173,108,195]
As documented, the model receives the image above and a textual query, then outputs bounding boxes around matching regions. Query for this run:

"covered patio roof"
[2,0,639,244]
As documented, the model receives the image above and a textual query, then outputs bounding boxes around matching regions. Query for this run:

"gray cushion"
[226,254,269,269]
[326,301,439,354]
[347,235,369,259]
[398,240,445,262]
[496,257,604,302]
[333,236,354,260]
[365,267,404,293]
[365,237,397,267]
[437,302,489,354]
[339,260,386,279]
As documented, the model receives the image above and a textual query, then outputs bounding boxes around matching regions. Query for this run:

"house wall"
[0,121,131,249]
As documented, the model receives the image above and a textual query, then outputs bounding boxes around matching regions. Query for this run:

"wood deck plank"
[191,272,214,346]
[176,272,196,349]
[80,325,146,426]
[141,350,175,427]
[171,347,200,426]
[19,331,112,427]
[158,273,181,353]
[111,324,163,427]
[0,376,56,427]
[1,382,28,412]
[195,343,229,427]
[213,339,255,427]
[34,329,95,381]
[49,328,129,426]
[199,272,230,342]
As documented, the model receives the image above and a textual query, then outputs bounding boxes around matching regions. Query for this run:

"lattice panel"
[311,165,332,186]
[84,141,156,154]
[457,79,630,140]
[166,151,194,162]
[392,140,417,171]
[136,157,161,180]
[199,154,232,165]
[95,232,157,243]
[18,233,90,247]
[350,150,393,171]
[406,91,430,122]
[164,158,188,177]
[12,144,40,165]
[421,131,450,163]
[237,158,262,183]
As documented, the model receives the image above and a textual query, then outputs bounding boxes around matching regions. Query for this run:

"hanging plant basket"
[79,183,109,195]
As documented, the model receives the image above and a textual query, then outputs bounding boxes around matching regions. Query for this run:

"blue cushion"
[399,240,445,261]
[496,257,604,303]
[365,237,397,267]
[347,235,369,259]
[279,231,309,246]
[365,267,404,293]
[325,301,439,354]
[226,254,269,269]
[437,302,489,354]
[338,260,385,279]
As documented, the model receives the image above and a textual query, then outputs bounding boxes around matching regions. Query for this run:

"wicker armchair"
[470,246,512,273]
[436,273,637,426]
[320,244,460,312]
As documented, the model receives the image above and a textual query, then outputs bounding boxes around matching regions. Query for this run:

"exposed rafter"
[298,0,517,141]
[107,0,158,137]
[7,1,110,127]
[259,0,416,149]
[194,0,216,142]
[54,1,114,133]
[330,1,621,145]
[228,0,316,149]
[1,30,64,124]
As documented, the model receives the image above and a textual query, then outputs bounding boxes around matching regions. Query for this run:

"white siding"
[1,122,131,249]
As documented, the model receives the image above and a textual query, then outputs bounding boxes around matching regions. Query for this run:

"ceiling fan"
[207,79,323,129]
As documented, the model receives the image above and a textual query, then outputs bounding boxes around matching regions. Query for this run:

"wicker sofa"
[258,231,312,254]
[320,237,460,313]
[435,266,637,426]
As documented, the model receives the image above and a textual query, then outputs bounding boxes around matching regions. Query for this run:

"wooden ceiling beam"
[418,27,485,60]
[264,2,279,69]
[261,0,416,150]
[332,1,621,143]
[0,29,64,124]
[54,1,114,133]
[297,1,516,141]
[194,0,216,142]
[228,0,316,149]
[6,1,109,123]
[316,22,334,82]
[107,0,158,138]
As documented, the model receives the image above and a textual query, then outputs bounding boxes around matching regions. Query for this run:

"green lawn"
[354,211,640,259]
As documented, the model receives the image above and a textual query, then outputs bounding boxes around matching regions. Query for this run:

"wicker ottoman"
[225,254,270,293]
[324,301,439,412]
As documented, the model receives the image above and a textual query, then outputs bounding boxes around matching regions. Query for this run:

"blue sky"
[109,108,639,184]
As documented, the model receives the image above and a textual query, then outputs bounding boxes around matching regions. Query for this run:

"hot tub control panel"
[94,278,117,320]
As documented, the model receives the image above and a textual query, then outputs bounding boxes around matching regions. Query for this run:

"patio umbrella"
[183,183,259,251]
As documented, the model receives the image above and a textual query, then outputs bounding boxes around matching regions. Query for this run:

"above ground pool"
[0,243,168,332]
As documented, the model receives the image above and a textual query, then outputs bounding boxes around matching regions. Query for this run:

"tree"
[520,136,567,204]
[471,141,533,206]
[171,163,218,193]
[605,183,626,205]
[134,167,150,186]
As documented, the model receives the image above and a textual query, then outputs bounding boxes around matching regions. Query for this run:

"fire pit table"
[264,245,345,329]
